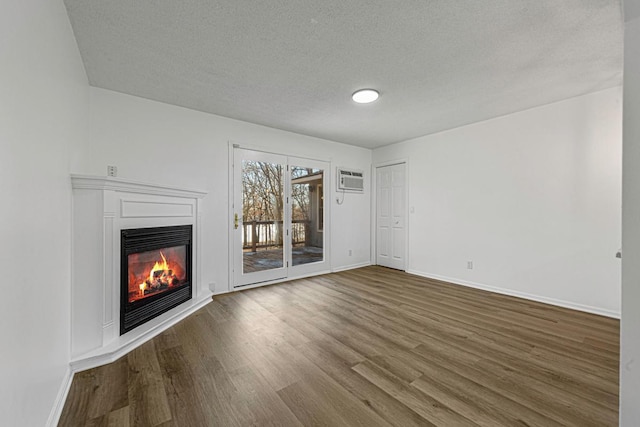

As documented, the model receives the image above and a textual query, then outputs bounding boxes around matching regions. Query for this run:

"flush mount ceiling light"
[352,89,379,104]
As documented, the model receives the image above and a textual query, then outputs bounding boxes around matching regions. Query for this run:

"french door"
[233,148,328,287]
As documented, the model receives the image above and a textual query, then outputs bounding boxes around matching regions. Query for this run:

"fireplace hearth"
[121,225,192,334]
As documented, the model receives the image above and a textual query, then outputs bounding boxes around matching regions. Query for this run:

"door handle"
[234,213,239,229]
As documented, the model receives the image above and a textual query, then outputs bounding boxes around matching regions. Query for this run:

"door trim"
[371,159,409,271]
[227,142,234,293]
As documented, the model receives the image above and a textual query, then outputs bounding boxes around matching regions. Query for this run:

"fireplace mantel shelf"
[71,174,207,199]
[70,174,209,372]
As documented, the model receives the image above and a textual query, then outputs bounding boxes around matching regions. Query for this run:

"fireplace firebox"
[120,225,192,334]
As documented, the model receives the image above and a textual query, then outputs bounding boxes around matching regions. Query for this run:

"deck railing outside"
[242,219,309,251]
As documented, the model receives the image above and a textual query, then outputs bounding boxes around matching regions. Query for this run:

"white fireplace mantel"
[70,175,210,371]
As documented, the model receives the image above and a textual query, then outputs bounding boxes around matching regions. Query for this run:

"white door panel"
[392,228,404,261]
[379,227,390,258]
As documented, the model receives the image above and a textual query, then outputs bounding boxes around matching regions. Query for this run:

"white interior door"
[376,163,406,270]
[233,149,289,287]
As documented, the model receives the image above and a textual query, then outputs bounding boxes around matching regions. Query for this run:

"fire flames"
[129,247,185,302]
[150,252,170,282]
[138,251,179,296]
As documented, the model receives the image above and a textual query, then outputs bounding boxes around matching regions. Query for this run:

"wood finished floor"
[59,266,620,426]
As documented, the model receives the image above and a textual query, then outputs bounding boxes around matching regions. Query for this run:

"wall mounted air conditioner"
[337,168,364,192]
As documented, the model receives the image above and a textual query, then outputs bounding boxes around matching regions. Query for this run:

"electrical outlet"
[107,165,118,177]
[348,249,352,256]
[467,261,473,269]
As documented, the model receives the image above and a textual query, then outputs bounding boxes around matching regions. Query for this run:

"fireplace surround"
[70,175,208,370]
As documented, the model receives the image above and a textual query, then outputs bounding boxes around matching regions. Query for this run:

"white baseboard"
[406,269,621,319]
[224,263,373,294]
[231,269,333,291]
[331,261,372,273]
[46,366,74,427]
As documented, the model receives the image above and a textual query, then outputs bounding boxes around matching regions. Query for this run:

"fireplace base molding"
[69,295,211,372]
[70,175,209,370]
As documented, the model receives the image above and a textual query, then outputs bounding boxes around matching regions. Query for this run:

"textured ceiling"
[64,0,623,148]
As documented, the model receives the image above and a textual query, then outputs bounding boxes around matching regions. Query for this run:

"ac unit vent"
[337,168,364,192]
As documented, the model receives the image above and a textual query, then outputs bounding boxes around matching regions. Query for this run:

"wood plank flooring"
[59,266,620,426]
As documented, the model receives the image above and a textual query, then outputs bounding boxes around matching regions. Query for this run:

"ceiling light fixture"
[352,89,379,104]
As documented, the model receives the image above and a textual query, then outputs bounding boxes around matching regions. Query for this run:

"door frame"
[371,159,409,271]
[227,141,332,292]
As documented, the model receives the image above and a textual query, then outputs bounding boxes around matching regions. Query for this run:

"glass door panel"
[290,160,326,273]
[242,159,284,272]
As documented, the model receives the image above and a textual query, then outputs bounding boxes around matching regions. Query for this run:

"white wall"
[0,1,88,426]
[373,87,622,316]
[621,1,640,424]
[74,87,372,294]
